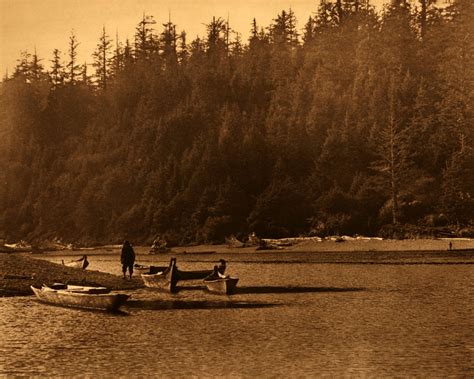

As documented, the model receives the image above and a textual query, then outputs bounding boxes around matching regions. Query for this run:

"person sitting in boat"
[81,255,89,270]
[206,264,229,280]
[121,240,136,279]
[217,259,226,275]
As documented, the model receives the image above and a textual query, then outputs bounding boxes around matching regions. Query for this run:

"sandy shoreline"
[17,237,474,256]
[155,237,474,256]
[1,238,473,297]
[0,254,143,297]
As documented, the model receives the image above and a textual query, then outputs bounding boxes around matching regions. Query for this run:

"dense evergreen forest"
[1,0,473,246]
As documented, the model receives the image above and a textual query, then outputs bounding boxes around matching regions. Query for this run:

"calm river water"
[1,251,473,377]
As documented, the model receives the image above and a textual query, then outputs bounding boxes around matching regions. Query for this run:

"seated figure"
[217,259,226,275]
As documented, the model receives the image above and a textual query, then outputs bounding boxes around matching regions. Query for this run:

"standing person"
[121,240,135,279]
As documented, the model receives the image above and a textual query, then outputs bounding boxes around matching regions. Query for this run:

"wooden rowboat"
[30,284,129,311]
[141,258,213,293]
[204,277,239,295]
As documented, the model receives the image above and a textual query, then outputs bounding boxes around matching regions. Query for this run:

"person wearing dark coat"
[80,255,89,270]
[121,240,136,279]
[217,259,226,275]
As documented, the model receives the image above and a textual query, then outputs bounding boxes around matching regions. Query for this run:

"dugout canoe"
[141,258,213,293]
[133,263,169,276]
[62,255,89,270]
[204,277,239,295]
[30,284,129,311]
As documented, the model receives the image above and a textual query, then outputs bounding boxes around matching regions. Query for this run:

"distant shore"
[170,237,474,254]
[3,237,474,255]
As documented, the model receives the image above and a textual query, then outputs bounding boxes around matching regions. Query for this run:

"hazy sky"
[0,0,387,75]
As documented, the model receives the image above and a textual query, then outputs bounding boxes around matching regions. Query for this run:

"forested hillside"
[1,0,473,245]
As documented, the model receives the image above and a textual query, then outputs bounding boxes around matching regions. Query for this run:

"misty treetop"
[1,0,473,245]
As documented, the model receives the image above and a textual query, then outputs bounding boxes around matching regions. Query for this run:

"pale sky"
[0,0,387,76]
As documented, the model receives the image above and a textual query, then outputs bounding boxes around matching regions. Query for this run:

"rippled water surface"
[1,252,473,377]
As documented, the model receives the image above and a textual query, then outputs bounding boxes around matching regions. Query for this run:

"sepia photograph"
[1,0,473,377]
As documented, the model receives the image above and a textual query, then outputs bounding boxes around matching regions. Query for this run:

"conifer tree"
[160,19,178,66]
[80,62,92,86]
[269,10,298,45]
[177,31,188,64]
[250,18,259,43]
[66,31,81,84]
[123,39,134,69]
[370,71,413,225]
[30,49,45,81]
[92,26,112,90]
[441,142,474,226]
[111,31,124,77]
[303,16,316,44]
[135,13,157,61]
[13,51,32,80]
[50,49,64,87]
[205,17,227,55]
[316,0,338,30]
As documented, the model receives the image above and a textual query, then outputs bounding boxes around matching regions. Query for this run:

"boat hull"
[176,268,213,281]
[63,261,83,269]
[31,286,129,311]
[141,258,213,293]
[62,257,89,270]
[205,278,239,295]
[141,270,177,292]
[134,264,168,276]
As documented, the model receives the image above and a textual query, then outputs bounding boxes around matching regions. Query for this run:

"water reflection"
[126,299,278,310]
[2,259,473,377]
[235,285,365,294]
[29,299,131,316]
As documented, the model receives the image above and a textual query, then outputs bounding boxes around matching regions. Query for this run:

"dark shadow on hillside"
[125,299,278,310]
[235,286,366,295]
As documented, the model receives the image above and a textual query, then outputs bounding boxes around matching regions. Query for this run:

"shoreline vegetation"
[1,2,473,246]
[1,237,473,297]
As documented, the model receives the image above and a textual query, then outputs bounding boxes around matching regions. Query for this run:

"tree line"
[0,0,473,246]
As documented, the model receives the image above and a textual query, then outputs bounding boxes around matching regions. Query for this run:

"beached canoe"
[204,277,239,295]
[30,284,129,311]
[62,255,89,270]
[141,264,177,292]
[133,263,168,276]
[141,258,213,293]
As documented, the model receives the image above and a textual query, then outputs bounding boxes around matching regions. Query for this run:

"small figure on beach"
[449,241,453,251]
[121,240,136,279]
